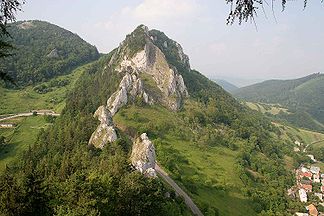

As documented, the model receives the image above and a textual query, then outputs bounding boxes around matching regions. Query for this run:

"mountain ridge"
[0,20,99,86]
[234,73,324,131]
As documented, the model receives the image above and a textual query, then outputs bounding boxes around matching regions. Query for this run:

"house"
[295,140,301,146]
[321,186,324,193]
[306,204,318,216]
[315,193,323,201]
[295,213,309,216]
[301,179,312,185]
[301,172,313,180]
[314,174,321,183]
[294,147,301,152]
[310,166,320,175]
[307,155,317,162]
[301,184,312,192]
[0,123,15,128]
[299,189,308,202]
[302,167,310,173]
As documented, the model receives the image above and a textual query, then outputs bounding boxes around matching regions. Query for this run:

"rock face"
[107,24,189,111]
[130,133,157,177]
[46,48,59,58]
[89,24,190,149]
[88,106,117,149]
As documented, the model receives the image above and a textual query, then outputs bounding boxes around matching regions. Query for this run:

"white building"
[314,174,321,183]
[310,166,320,174]
[299,189,308,203]
[295,140,301,146]
[307,155,316,162]
[295,213,308,216]
[301,167,310,173]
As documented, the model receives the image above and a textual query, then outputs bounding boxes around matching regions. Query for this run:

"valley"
[0,20,323,216]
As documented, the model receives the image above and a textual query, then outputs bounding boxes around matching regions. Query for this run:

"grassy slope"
[244,101,290,115]
[0,64,89,172]
[0,116,50,172]
[114,103,256,216]
[275,122,324,144]
[0,64,88,115]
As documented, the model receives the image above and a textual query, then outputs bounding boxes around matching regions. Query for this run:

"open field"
[0,64,88,115]
[0,116,51,172]
[244,101,290,115]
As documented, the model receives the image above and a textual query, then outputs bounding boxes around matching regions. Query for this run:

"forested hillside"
[0,20,99,86]
[213,79,239,93]
[0,25,297,215]
[234,73,324,132]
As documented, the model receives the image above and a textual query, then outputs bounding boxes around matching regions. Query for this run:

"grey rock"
[88,106,117,149]
[131,133,157,177]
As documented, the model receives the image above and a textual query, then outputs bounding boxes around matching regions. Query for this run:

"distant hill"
[234,73,324,131]
[0,20,99,86]
[213,79,238,93]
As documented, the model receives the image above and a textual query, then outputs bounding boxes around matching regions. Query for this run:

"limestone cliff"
[89,24,190,149]
[130,133,157,177]
[88,106,117,149]
[107,24,188,112]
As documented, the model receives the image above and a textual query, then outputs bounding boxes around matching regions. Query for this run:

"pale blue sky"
[17,0,324,86]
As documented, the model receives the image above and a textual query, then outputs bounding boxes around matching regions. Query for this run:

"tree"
[225,0,313,25]
[0,0,25,82]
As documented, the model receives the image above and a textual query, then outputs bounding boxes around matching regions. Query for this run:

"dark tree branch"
[225,0,319,25]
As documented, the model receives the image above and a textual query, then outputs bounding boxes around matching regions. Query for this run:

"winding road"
[155,164,204,216]
[0,110,60,122]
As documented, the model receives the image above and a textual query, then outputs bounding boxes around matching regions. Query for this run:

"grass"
[0,64,88,115]
[244,101,290,115]
[0,115,51,172]
[0,64,90,172]
[275,122,324,144]
[113,102,257,216]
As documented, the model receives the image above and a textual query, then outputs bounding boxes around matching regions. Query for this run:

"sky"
[16,0,324,86]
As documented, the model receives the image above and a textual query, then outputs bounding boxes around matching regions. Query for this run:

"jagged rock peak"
[106,72,152,116]
[131,133,157,178]
[148,29,191,71]
[88,106,117,149]
[106,25,189,111]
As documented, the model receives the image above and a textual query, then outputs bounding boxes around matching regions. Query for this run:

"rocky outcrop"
[108,26,189,111]
[88,106,117,149]
[46,48,59,58]
[130,133,156,177]
[89,25,190,149]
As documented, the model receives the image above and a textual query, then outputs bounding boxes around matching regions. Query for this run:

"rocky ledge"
[88,106,117,149]
[130,133,157,178]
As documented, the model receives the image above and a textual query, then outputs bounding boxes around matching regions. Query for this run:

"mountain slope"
[213,79,239,93]
[0,25,294,215]
[234,73,324,131]
[0,20,99,86]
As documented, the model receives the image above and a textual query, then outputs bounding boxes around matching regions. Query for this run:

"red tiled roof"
[307,204,318,216]
[321,185,324,192]
[301,184,312,191]
[301,172,312,178]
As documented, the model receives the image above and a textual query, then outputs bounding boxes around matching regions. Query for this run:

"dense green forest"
[0,25,298,215]
[0,20,99,86]
[234,73,324,132]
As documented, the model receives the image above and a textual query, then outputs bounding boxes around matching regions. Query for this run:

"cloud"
[95,0,201,32]
[133,0,199,22]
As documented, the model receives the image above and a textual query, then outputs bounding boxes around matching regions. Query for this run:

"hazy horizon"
[16,0,324,83]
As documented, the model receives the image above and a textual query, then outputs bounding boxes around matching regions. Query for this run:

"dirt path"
[0,110,60,122]
[155,164,203,216]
